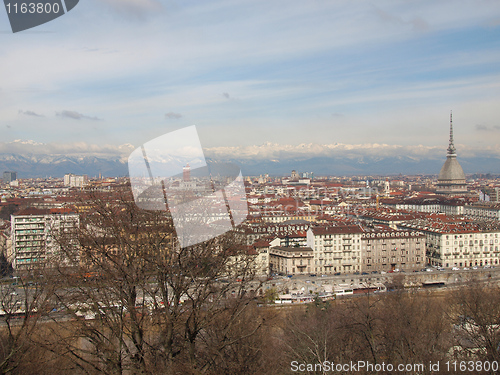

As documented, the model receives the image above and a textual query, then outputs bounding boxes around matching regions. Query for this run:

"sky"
[1,0,500,167]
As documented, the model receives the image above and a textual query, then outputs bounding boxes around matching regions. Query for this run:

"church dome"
[438,157,466,182]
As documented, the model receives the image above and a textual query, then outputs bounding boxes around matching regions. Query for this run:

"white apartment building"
[391,201,464,215]
[64,173,89,188]
[252,240,272,276]
[306,225,363,274]
[464,204,500,220]
[400,222,500,268]
[10,208,80,269]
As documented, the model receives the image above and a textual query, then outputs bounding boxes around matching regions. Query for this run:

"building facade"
[269,246,313,275]
[464,204,500,220]
[360,229,426,272]
[64,174,89,188]
[2,171,17,184]
[306,225,363,274]
[10,208,80,269]
[428,230,500,268]
[400,221,500,268]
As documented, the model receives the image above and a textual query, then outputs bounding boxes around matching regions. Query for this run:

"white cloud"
[205,142,500,161]
[0,140,134,157]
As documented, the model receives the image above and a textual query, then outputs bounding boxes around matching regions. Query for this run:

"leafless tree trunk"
[46,186,262,374]
[449,280,500,368]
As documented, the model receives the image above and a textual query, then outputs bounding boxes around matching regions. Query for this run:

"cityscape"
[2,1,500,373]
[2,115,500,277]
[0,115,500,373]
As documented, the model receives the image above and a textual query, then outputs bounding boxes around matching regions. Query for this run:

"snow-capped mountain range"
[1,140,499,178]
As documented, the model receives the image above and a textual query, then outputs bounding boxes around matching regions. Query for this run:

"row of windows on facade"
[441,233,499,239]
[315,245,361,250]
[315,239,360,244]
[443,247,500,254]
[443,259,499,267]
[444,239,499,245]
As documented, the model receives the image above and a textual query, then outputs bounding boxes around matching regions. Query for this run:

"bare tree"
[44,186,262,375]
[380,289,451,374]
[449,280,500,367]
[0,266,56,374]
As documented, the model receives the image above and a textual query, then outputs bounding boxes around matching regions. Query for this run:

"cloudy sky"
[1,0,500,166]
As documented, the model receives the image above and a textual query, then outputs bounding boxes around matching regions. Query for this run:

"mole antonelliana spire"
[436,111,467,195]
[447,111,456,155]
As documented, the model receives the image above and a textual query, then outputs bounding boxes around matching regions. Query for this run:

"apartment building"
[464,204,500,220]
[269,246,313,275]
[64,173,89,188]
[361,228,426,272]
[10,207,79,269]
[400,220,500,268]
[306,225,363,274]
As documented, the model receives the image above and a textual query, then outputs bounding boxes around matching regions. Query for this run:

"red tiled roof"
[15,207,76,216]
[253,239,271,248]
[310,225,364,235]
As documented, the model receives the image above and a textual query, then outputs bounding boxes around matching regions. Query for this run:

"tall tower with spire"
[436,111,467,195]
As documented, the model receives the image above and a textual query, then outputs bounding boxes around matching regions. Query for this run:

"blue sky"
[1,0,500,164]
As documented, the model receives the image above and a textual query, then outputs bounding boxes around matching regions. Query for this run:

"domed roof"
[438,156,465,182]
